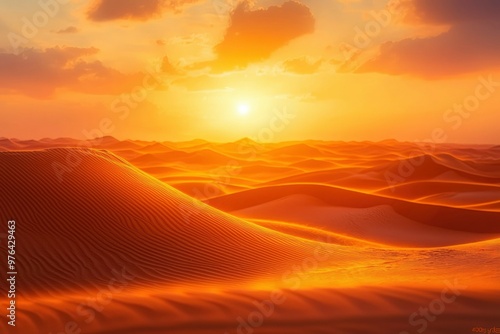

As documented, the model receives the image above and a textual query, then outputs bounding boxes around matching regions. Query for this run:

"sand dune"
[291,158,337,169]
[182,148,240,165]
[139,142,172,152]
[377,180,500,209]
[3,287,498,334]
[266,143,328,157]
[0,138,24,150]
[1,138,499,334]
[208,184,500,234]
[105,148,143,160]
[104,140,145,150]
[129,152,175,165]
[0,148,339,296]
[173,138,211,149]
[382,154,500,182]
[231,195,500,247]
[259,167,375,188]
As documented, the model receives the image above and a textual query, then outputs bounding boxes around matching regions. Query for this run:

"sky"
[0,0,499,143]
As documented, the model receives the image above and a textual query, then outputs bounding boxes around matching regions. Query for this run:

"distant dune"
[266,143,328,157]
[0,138,499,334]
[207,184,500,234]
[291,158,337,169]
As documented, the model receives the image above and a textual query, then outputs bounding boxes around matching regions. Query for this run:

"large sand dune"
[0,148,334,295]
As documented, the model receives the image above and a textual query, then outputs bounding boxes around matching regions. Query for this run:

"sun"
[237,103,250,116]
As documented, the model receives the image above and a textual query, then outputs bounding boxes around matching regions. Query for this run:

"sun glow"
[237,103,250,116]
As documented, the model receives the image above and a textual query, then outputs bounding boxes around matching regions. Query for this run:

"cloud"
[205,0,315,72]
[353,0,500,78]
[357,22,500,78]
[282,57,323,74]
[0,47,143,98]
[55,26,79,34]
[393,0,500,25]
[87,0,199,22]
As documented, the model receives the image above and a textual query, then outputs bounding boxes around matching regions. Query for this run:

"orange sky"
[1,0,499,143]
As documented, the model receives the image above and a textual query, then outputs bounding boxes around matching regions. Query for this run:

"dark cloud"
[87,0,199,22]
[0,47,143,98]
[353,0,500,78]
[357,22,500,78]
[394,0,500,25]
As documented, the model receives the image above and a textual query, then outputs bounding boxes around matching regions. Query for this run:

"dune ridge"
[1,148,347,296]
